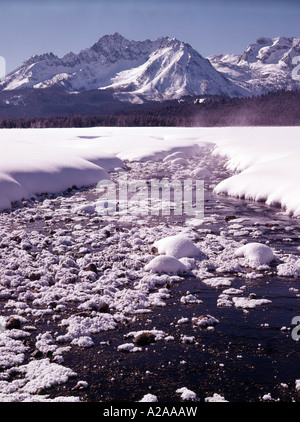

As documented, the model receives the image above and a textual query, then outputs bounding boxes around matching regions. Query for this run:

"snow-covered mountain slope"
[2,34,300,102]
[99,37,248,102]
[0,33,248,102]
[208,37,300,94]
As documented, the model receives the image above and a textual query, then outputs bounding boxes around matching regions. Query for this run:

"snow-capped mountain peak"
[209,36,300,94]
[2,34,300,102]
[0,34,247,101]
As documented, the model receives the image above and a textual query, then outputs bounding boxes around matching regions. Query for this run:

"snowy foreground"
[0,126,300,216]
[0,127,300,402]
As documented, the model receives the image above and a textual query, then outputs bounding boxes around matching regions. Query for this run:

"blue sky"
[1,0,300,73]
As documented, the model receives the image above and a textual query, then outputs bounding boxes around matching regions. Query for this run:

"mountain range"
[1,33,300,118]
[209,36,300,95]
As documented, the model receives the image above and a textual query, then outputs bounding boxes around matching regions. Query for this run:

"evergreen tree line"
[1,89,300,128]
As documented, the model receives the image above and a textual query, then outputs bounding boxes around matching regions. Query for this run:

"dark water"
[49,172,300,402]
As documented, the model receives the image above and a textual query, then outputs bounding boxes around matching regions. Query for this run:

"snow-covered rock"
[192,315,219,327]
[205,393,228,402]
[234,242,274,267]
[261,393,275,402]
[191,167,211,178]
[163,152,186,162]
[139,394,158,402]
[176,387,199,401]
[153,234,200,259]
[145,255,187,275]
[170,158,188,167]
[180,293,202,304]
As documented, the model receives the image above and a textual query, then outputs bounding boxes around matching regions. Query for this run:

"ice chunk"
[232,296,272,309]
[277,256,300,277]
[201,277,232,288]
[117,343,142,353]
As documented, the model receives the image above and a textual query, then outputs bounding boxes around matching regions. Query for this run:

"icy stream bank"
[0,144,299,402]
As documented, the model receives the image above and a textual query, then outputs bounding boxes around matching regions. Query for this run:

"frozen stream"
[0,145,299,402]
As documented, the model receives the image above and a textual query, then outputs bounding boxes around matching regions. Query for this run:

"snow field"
[211,127,300,217]
[1,126,300,218]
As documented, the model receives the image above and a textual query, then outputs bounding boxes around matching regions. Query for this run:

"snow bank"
[211,127,300,217]
[2,126,300,217]
[0,127,207,211]
[0,128,123,211]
